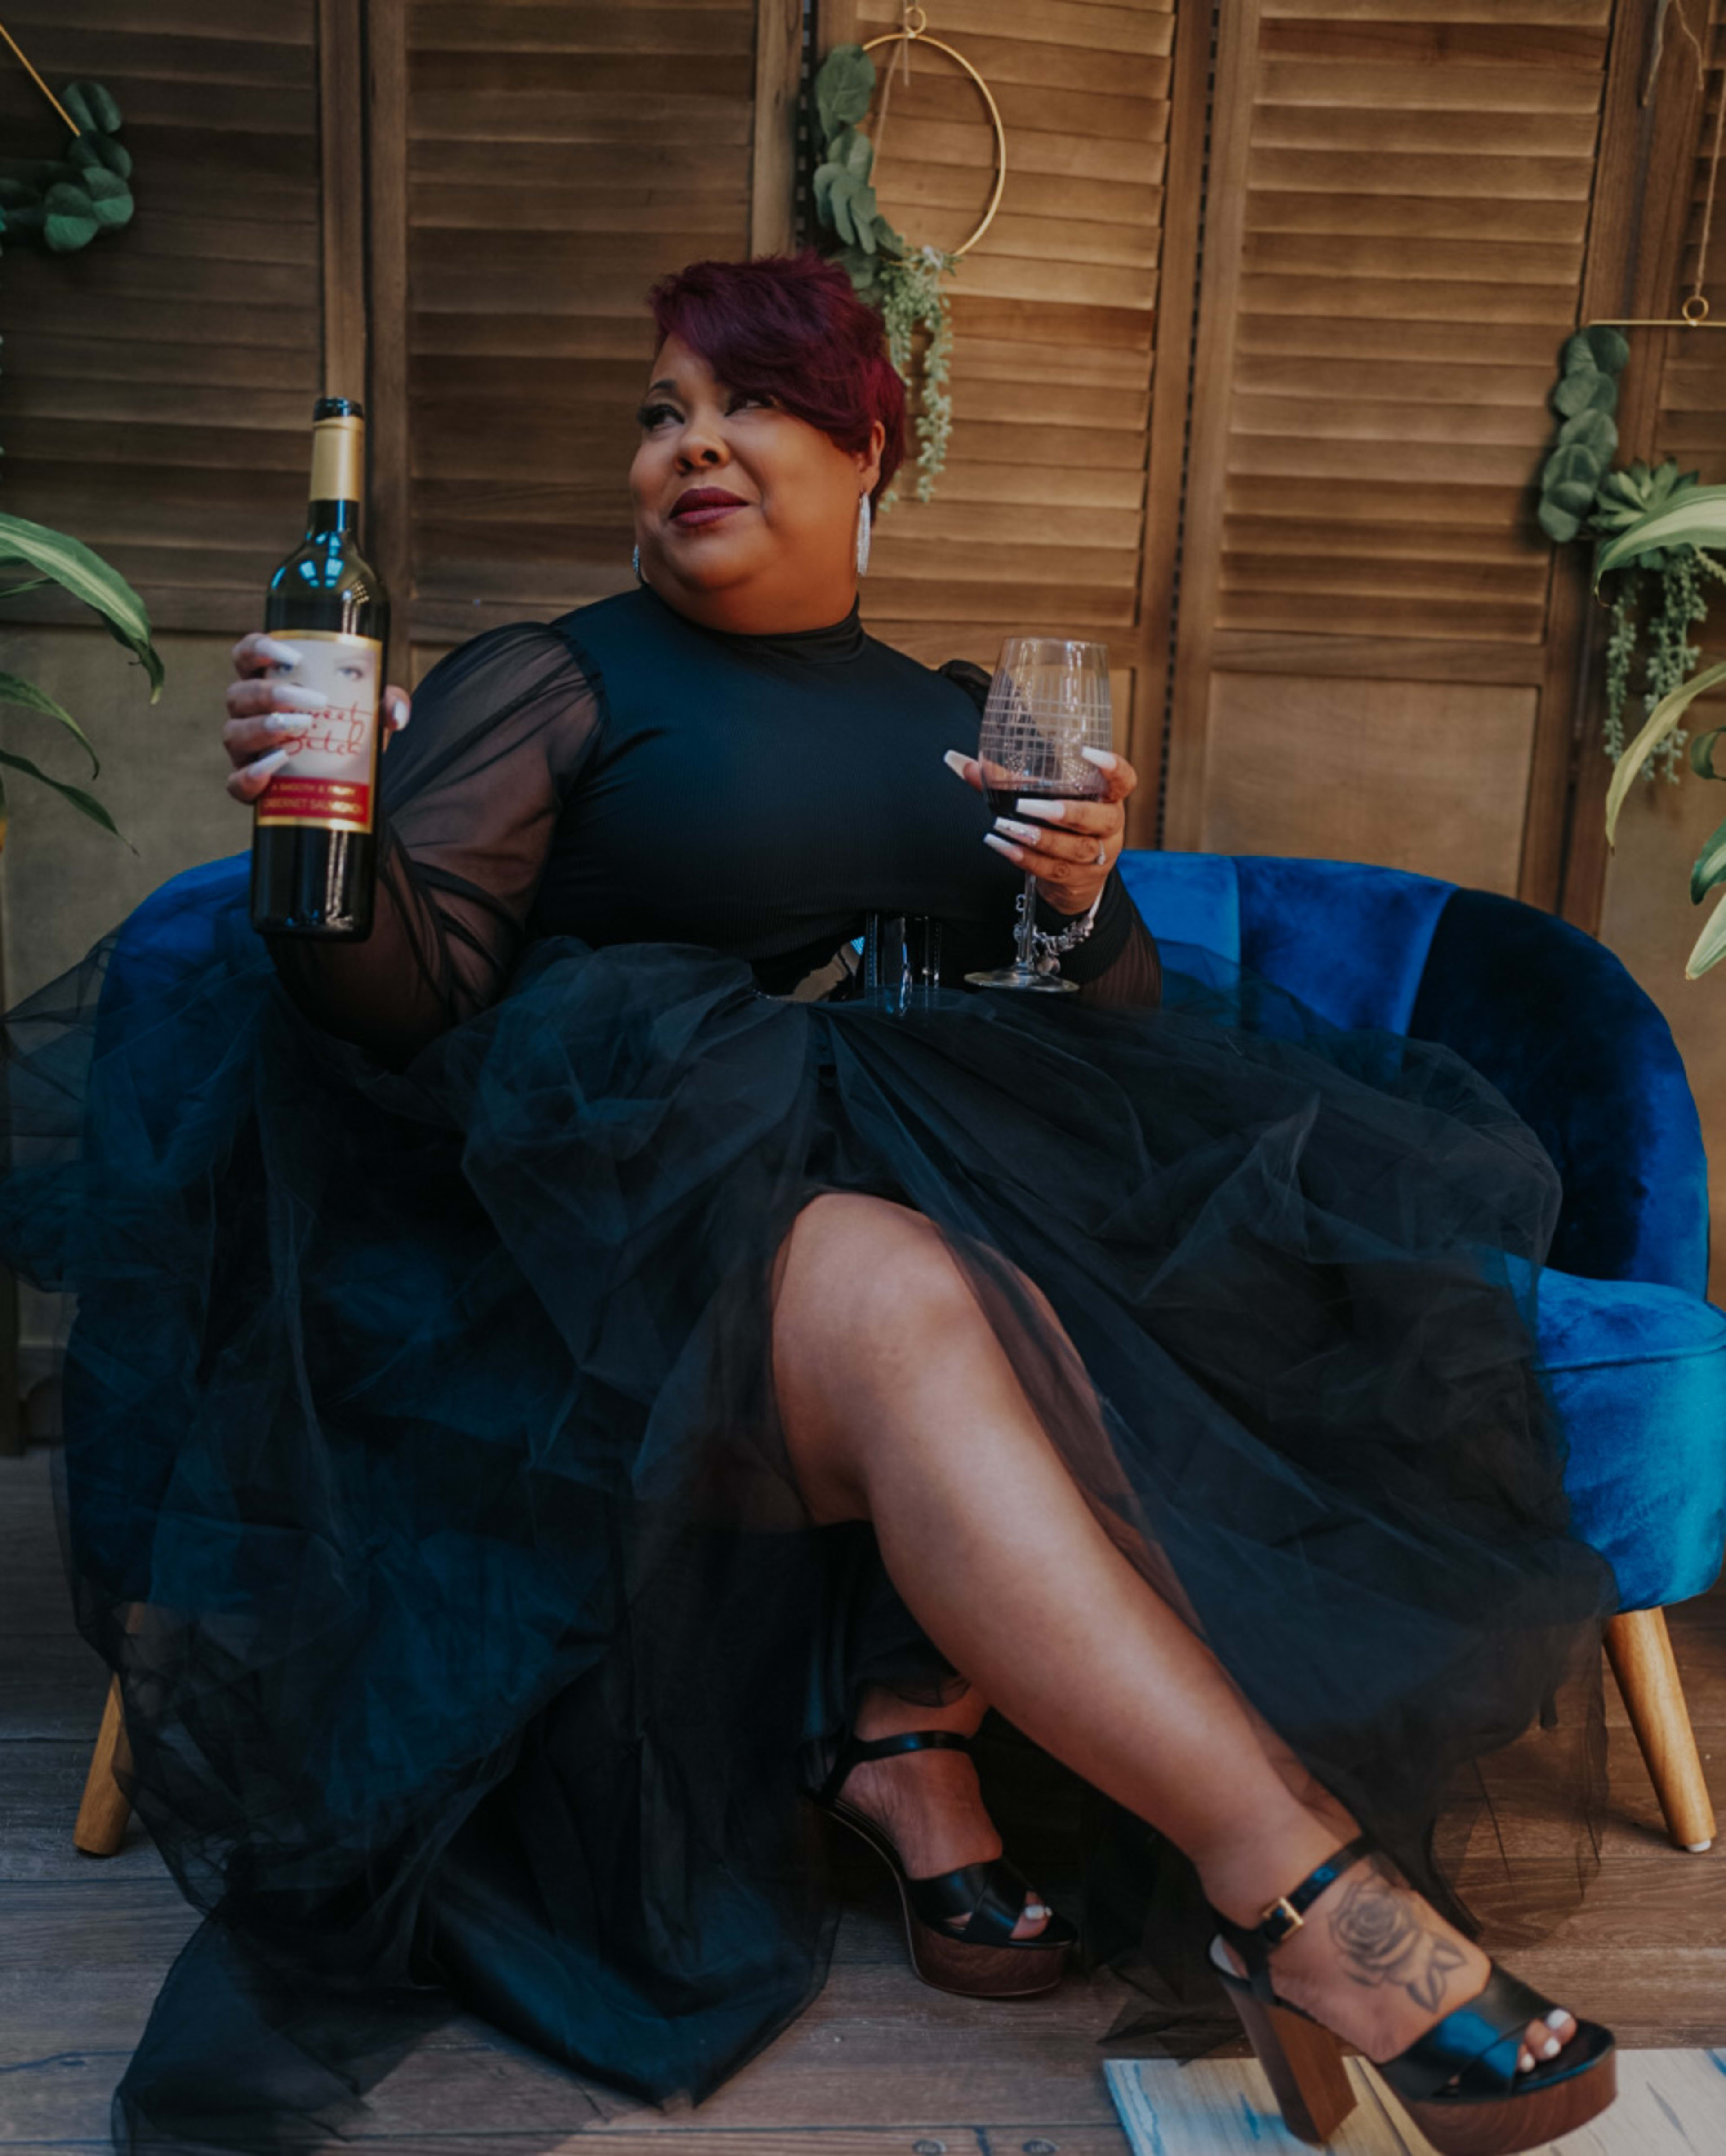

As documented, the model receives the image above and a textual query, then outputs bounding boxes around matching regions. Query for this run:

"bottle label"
[254,630,381,834]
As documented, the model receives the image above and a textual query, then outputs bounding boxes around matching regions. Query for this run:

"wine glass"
[964,635,1112,994]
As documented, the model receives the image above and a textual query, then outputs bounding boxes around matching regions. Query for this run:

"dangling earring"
[855,493,871,577]
[632,542,644,583]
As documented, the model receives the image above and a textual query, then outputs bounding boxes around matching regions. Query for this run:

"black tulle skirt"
[0,860,1614,2152]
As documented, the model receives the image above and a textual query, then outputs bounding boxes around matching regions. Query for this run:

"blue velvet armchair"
[71,849,1726,1859]
[1118,847,1726,1852]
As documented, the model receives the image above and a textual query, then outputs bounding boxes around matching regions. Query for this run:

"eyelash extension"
[635,395,772,429]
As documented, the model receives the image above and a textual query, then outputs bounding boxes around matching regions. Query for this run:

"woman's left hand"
[943,744,1139,918]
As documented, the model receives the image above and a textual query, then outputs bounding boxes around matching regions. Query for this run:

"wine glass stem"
[1016,868,1039,974]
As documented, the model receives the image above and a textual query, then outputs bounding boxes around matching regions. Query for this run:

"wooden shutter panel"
[1164,0,1614,895]
[0,4,322,631]
[848,0,1184,787]
[402,0,767,648]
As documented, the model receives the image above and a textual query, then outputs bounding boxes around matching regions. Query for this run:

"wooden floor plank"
[6,1443,1726,2153]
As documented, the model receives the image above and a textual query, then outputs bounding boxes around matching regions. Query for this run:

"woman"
[3,253,1617,2155]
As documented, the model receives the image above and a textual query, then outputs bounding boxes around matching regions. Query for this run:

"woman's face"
[629,332,884,633]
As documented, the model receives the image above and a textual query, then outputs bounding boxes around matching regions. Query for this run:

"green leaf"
[832,124,873,179]
[815,45,875,137]
[1596,483,1726,583]
[1584,324,1630,373]
[1558,407,1618,460]
[1553,368,1606,417]
[1686,887,1726,977]
[0,512,163,698]
[852,184,880,252]
[41,181,98,253]
[1543,442,1600,491]
[1693,727,1726,779]
[1691,812,1726,903]
[70,133,133,181]
[0,671,99,774]
[1539,499,1582,542]
[1561,331,1597,375]
[1606,657,1726,844]
[1550,478,1596,516]
[82,167,133,230]
[64,80,123,135]
[0,747,127,843]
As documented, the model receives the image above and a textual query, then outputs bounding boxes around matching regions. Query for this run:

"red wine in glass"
[983,776,1105,821]
[967,637,1114,994]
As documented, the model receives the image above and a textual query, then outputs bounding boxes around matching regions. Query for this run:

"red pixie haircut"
[645,251,907,510]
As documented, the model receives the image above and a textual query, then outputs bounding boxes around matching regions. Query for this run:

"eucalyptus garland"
[0,80,133,253]
[809,44,959,509]
[1537,327,1717,784]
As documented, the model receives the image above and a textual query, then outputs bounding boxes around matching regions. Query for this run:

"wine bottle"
[249,395,391,938]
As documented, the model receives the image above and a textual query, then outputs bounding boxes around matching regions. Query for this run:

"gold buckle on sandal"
[1259,1895,1305,1945]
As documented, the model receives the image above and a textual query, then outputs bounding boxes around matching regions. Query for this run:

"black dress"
[0,585,1612,2152]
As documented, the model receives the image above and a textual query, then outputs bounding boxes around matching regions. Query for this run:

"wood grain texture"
[1198,672,1538,892]
[0,3,322,634]
[1162,0,1616,881]
[849,0,1177,786]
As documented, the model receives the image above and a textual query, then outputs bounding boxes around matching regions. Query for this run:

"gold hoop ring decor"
[859,27,1005,259]
[1684,292,1712,326]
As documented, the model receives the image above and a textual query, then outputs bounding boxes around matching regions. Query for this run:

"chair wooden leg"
[74,1672,134,1857]
[1604,1607,1717,1853]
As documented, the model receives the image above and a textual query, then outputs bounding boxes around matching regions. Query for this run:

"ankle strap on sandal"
[817,1727,973,1807]
[1214,1832,1376,1988]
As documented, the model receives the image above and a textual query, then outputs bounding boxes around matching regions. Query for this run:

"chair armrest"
[1409,888,1708,1294]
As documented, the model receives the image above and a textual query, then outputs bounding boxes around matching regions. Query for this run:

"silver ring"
[1094,840,1108,866]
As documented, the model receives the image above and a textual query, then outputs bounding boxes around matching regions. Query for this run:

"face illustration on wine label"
[254,631,383,833]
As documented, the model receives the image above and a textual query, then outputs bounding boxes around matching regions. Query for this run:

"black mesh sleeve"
[263,623,602,1068]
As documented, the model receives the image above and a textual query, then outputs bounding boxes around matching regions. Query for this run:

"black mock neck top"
[266,583,1159,1064]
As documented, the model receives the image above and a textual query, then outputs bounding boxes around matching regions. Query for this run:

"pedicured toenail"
[1545,2008,1571,2031]
[1541,2036,1562,2059]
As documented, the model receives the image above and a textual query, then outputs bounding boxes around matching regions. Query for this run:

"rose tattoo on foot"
[1327,1864,1469,2014]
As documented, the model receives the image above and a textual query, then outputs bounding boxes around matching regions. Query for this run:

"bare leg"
[773,1195,1574,2073]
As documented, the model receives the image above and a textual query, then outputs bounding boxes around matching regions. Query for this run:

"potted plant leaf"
[1599,487,1726,975]
[0,511,163,851]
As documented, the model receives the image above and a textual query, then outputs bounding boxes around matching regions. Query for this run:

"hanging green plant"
[1536,327,1718,785]
[0,80,133,254]
[808,25,1004,511]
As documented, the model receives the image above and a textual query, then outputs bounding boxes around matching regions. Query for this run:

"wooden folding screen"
[390,0,781,652]
[1162,0,1621,901]
[0,4,324,631]
[836,0,1191,843]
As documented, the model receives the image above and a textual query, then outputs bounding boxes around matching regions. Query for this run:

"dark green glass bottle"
[250,395,391,938]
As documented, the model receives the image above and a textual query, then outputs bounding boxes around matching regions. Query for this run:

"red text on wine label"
[256,776,373,831]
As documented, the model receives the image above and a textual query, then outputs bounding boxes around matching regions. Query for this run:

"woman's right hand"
[224,633,412,805]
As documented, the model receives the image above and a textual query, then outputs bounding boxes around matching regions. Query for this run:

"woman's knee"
[772,1193,986,1511]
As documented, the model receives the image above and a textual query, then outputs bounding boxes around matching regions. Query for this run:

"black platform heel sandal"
[814,1728,1077,1999]
[1207,1834,1616,2154]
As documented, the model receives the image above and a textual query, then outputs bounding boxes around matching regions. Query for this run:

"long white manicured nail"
[943,749,970,777]
[995,816,1038,842]
[983,832,1022,860]
[254,748,291,775]
[1081,745,1118,769]
[265,714,307,732]
[1016,798,1067,820]
[270,684,327,710]
[255,637,303,665]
